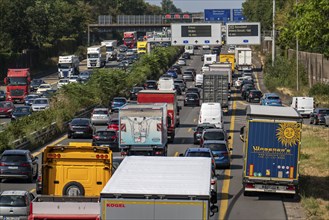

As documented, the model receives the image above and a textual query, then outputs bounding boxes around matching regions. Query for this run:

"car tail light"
[121,151,127,156]
[20,163,31,167]
[96,154,108,159]
[30,202,33,217]
[47,154,61,159]
[222,152,229,156]
[245,183,255,188]
[93,135,100,140]
[155,151,162,155]
[286,185,295,191]
[0,162,7,166]
[211,179,216,185]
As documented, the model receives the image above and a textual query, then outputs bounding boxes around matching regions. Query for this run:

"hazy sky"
[144,0,245,12]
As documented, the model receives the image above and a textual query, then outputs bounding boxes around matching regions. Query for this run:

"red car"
[0,101,15,118]
[107,118,119,131]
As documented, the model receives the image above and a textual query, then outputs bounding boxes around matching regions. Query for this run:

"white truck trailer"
[209,62,233,88]
[57,55,80,78]
[87,45,106,68]
[100,156,219,220]
[101,40,118,61]
[119,103,168,156]
[235,47,252,71]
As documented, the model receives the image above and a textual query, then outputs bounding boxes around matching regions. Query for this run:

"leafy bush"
[309,83,329,96]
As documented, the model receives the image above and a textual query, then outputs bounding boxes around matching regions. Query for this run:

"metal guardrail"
[12,105,97,150]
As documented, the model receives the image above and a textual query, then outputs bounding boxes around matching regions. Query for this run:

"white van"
[158,77,175,90]
[199,103,223,128]
[195,74,203,88]
[291,97,314,117]
[204,54,217,65]
[184,45,194,55]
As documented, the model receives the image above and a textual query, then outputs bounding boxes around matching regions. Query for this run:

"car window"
[186,152,211,157]
[71,119,89,125]
[110,119,119,124]
[114,98,126,102]
[204,143,227,151]
[318,109,329,114]
[96,131,116,137]
[268,96,280,100]
[186,94,198,98]
[204,131,225,140]
[1,154,27,162]
[93,110,108,115]
[184,71,193,75]
[0,195,27,207]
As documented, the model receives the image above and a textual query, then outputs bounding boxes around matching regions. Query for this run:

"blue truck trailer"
[242,105,302,196]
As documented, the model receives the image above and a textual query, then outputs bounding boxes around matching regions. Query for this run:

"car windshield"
[59,80,69,83]
[27,95,38,99]
[7,77,27,86]
[187,89,198,93]
[0,195,27,207]
[204,131,225,140]
[0,102,12,108]
[174,80,183,83]
[110,119,119,125]
[39,85,50,88]
[31,80,43,85]
[204,143,227,151]
[15,107,30,113]
[113,98,126,103]
[251,91,262,96]
[96,131,116,137]
[93,110,108,115]
[268,96,280,100]
[1,154,26,162]
[184,72,192,75]
[187,152,211,157]
[318,109,329,114]
[34,99,48,104]
[186,94,198,98]
[71,119,89,125]
[58,63,72,69]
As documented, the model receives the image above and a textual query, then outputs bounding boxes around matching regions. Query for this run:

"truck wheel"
[243,190,254,197]
[63,181,85,196]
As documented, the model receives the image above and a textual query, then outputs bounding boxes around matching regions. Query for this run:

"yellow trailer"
[219,54,235,73]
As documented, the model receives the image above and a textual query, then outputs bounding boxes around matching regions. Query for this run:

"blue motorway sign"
[204,9,231,23]
[233,9,246,21]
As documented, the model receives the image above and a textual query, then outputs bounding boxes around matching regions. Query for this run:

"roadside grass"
[299,125,329,219]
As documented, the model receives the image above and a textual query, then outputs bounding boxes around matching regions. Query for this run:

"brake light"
[155,151,162,155]
[47,154,61,159]
[245,183,255,188]
[93,135,100,140]
[286,185,295,191]
[96,154,108,159]
[20,163,31,167]
[30,202,33,217]
[0,162,6,166]
[211,179,216,185]
[121,151,127,156]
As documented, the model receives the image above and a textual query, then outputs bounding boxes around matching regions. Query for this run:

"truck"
[137,90,179,142]
[101,40,118,61]
[235,47,252,71]
[137,41,147,54]
[204,54,217,65]
[203,70,229,112]
[87,45,107,68]
[123,31,137,49]
[57,55,80,78]
[119,103,168,156]
[29,142,113,219]
[158,77,174,90]
[100,156,219,220]
[209,62,233,87]
[4,68,31,103]
[290,96,314,117]
[219,54,235,73]
[241,105,302,196]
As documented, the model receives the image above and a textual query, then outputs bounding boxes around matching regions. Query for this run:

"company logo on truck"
[106,203,126,208]
[276,122,301,147]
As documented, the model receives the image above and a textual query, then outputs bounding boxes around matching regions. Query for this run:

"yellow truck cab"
[137,41,147,54]
[37,142,112,196]
[219,54,235,73]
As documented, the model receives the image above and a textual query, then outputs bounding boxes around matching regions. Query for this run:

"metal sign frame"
[226,22,261,45]
[171,23,222,46]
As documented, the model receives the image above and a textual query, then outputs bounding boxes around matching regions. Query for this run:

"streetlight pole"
[296,0,299,91]
[272,0,276,66]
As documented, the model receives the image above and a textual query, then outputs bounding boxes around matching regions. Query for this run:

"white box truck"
[209,62,233,87]
[57,55,80,78]
[204,54,217,65]
[100,156,219,220]
[101,40,118,61]
[119,103,168,156]
[290,96,314,117]
[235,47,252,71]
[87,45,106,68]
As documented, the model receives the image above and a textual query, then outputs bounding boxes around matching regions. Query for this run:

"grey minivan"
[0,190,35,220]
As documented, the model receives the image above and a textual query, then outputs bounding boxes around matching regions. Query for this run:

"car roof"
[2,149,29,155]
[0,190,28,196]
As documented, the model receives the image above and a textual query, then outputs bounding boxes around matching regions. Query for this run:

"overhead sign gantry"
[171,23,222,46]
[226,22,261,45]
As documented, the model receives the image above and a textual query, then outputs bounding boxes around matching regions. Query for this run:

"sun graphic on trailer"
[276,122,301,147]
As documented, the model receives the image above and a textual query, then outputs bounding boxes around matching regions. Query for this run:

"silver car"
[177,58,186,66]
[90,108,110,125]
[174,79,186,92]
[31,98,50,111]
[0,190,35,220]
[183,71,194,81]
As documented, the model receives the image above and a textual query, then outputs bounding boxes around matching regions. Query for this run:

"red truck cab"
[123,31,137,49]
[4,68,31,103]
[137,90,180,142]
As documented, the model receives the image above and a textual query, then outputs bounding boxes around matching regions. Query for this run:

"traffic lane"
[225,90,286,220]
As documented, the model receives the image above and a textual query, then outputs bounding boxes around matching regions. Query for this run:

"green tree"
[161,0,182,13]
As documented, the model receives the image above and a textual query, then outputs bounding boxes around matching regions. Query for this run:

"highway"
[0,47,291,219]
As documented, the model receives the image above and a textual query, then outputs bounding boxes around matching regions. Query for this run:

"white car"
[36,84,52,94]
[31,98,50,111]
[177,58,186,66]
[57,79,70,89]
[68,76,79,83]
[234,76,253,88]
[228,46,235,53]
[125,49,135,56]
[90,108,110,125]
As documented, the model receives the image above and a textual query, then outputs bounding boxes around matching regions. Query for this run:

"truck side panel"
[244,120,301,180]
[203,72,229,107]
[101,199,208,220]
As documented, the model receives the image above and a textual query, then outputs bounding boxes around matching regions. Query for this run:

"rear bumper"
[0,173,30,180]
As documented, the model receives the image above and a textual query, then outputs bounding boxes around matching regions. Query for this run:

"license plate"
[92,64,96,66]
[264,185,277,192]
[214,157,219,159]
[4,217,20,220]
[189,99,195,101]
[75,131,84,134]
[254,98,259,101]
[8,166,18,169]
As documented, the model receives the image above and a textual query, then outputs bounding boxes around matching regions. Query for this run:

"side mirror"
[179,153,184,157]
[210,190,218,204]
[210,205,219,215]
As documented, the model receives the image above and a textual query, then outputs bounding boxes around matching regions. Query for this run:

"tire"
[62,181,85,196]
[243,190,254,197]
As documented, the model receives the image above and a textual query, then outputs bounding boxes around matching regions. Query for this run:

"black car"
[174,84,182,95]
[118,45,128,53]
[11,106,32,121]
[193,123,217,144]
[0,90,5,101]
[246,90,263,103]
[30,79,45,92]
[186,87,200,98]
[130,87,144,101]
[117,53,125,62]
[0,150,38,183]
[171,64,182,75]
[144,80,158,90]
[310,108,329,125]
[182,52,191,59]
[68,118,95,139]
[184,93,200,106]
[242,86,256,100]
[92,128,119,150]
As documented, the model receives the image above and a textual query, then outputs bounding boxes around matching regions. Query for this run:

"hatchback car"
[92,128,118,150]
[183,71,194,81]
[24,94,40,106]
[166,69,178,78]
[184,93,200,107]
[110,97,127,112]
[310,108,329,125]
[90,108,110,125]
[174,79,186,92]
[11,106,32,120]
[30,79,46,92]
[186,87,200,97]
[177,58,186,66]
[202,140,231,169]
[0,190,35,219]
[261,93,282,106]
[182,148,216,172]
[0,150,38,182]
[130,87,144,101]
[200,128,230,146]
[79,71,91,83]
[107,118,119,131]
[31,98,50,111]
[57,78,70,89]
[246,90,263,103]
[193,123,217,145]
[0,90,6,101]
[36,83,52,94]
[67,118,95,139]
[182,52,191,59]
[0,101,15,118]
[144,80,158,90]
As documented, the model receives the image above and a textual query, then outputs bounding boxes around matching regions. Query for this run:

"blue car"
[202,140,231,169]
[24,94,40,106]
[182,147,216,172]
[261,93,282,106]
[110,97,127,112]
[166,70,178,78]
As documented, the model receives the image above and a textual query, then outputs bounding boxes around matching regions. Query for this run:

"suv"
[0,150,38,182]
[92,128,118,150]
[91,108,110,125]
[68,118,95,139]
[144,80,158,90]
[200,128,231,146]
[110,97,127,112]
[193,123,217,144]
[246,90,263,103]
[310,108,329,125]
[0,190,35,218]
[202,140,232,169]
